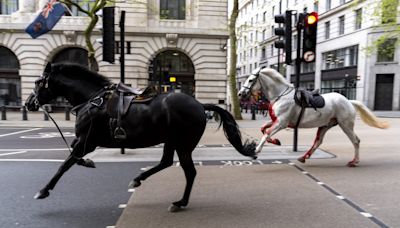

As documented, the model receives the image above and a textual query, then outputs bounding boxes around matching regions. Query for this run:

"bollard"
[65,106,71,121]
[1,106,6,120]
[251,105,256,120]
[43,106,49,121]
[22,106,28,121]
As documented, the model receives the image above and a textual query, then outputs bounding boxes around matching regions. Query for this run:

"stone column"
[19,0,35,13]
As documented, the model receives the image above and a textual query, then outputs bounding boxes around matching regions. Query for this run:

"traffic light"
[274,10,292,65]
[302,12,318,63]
[102,7,115,63]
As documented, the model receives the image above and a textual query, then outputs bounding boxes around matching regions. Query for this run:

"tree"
[60,0,112,71]
[228,0,242,120]
[354,0,399,57]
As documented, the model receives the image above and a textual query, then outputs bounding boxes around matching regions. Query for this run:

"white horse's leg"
[255,120,286,153]
[260,121,281,145]
[339,121,361,167]
[298,119,337,163]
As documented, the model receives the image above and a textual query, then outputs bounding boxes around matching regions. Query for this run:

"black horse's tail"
[203,104,257,159]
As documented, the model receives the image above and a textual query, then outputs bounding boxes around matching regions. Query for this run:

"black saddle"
[294,89,325,110]
[106,82,158,140]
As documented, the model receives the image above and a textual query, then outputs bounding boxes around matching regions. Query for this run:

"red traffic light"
[306,12,318,25]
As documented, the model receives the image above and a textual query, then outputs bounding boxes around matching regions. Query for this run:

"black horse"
[25,63,256,211]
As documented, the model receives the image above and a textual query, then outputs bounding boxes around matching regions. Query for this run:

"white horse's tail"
[350,100,390,129]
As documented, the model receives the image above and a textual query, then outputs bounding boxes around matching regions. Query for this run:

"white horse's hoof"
[168,204,182,212]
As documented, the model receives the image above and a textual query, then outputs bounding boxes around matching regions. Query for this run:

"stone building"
[236,0,399,110]
[0,0,229,107]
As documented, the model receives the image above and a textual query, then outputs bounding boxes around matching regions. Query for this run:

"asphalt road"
[0,127,154,228]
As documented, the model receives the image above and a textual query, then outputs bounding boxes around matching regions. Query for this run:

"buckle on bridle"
[90,96,103,107]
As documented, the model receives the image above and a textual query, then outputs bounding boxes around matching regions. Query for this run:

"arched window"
[0,46,20,106]
[150,50,195,96]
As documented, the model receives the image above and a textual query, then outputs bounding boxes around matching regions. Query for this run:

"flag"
[25,0,66,39]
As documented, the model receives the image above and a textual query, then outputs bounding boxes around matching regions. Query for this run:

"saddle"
[294,88,325,110]
[106,82,158,140]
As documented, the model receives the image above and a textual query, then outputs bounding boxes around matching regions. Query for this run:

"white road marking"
[106,226,115,228]
[0,148,71,151]
[0,151,27,157]
[360,212,373,218]
[317,182,324,185]
[302,171,309,174]
[0,128,41,138]
[0,159,64,162]
[128,189,135,193]
[272,160,283,164]
[336,195,345,200]
[118,204,127,209]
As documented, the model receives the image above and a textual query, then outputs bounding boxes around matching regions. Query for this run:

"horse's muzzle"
[25,92,40,111]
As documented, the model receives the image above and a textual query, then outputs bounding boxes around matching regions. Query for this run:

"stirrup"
[114,127,127,140]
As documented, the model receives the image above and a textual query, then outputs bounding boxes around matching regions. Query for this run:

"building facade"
[236,0,399,110]
[0,0,229,107]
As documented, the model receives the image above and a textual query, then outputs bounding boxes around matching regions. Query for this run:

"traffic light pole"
[120,10,126,155]
[293,13,304,152]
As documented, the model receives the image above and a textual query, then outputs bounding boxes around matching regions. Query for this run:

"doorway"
[374,74,394,110]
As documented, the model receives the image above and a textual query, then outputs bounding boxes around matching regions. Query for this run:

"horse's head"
[25,63,57,111]
[238,67,263,99]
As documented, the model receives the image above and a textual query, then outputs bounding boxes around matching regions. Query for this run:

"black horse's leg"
[34,154,79,199]
[71,137,96,168]
[34,139,95,199]
[170,150,196,212]
[130,143,175,188]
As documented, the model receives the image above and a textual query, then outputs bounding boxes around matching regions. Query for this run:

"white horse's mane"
[259,68,292,86]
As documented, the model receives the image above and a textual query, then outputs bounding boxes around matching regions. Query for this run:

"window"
[377,38,397,62]
[262,29,266,40]
[271,44,274,56]
[0,0,18,15]
[66,0,95,16]
[261,47,266,59]
[339,16,345,35]
[263,11,266,22]
[271,25,274,36]
[355,8,362,30]
[272,6,275,19]
[293,34,297,50]
[160,0,185,20]
[340,0,345,5]
[314,1,319,12]
[322,45,359,70]
[249,64,253,73]
[326,0,331,11]
[325,21,330,39]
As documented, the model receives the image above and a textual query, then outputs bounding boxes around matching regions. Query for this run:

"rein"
[270,86,294,103]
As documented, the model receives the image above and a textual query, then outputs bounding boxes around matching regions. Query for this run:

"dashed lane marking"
[0,128,42,138]
[291,163,389,228]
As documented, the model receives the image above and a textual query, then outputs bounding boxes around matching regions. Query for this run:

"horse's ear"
[44,62,52,73]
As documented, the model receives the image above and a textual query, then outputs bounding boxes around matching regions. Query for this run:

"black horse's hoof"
[128,180,141,188]
[168,204,183,213]
[77,159,96,168]
[34,190,49,199]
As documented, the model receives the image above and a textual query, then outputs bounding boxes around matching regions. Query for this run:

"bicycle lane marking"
[0,128,42,138]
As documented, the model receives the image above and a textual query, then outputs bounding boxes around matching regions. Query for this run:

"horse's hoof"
[34,190,49,199]
[168,204,183,213]
[347,162,358,167]
[297,157,306,163]
[83,159,96,168]
[273,139,281,146]
[129,180,141,188]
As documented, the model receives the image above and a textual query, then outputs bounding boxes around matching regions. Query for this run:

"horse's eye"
[249,80,253,83]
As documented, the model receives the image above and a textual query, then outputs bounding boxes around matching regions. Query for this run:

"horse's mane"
[52,63,111,86]
[259,68,291,86]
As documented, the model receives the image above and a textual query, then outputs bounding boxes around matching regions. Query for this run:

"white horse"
[238,67,389,167]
